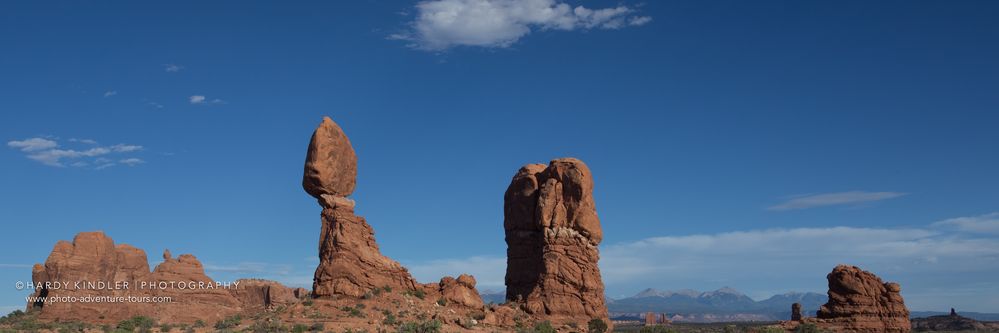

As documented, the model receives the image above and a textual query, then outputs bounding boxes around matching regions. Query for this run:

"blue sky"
[2,0,998,315]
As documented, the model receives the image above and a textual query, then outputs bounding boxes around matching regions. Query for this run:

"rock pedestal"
[792,302,803,321]
[304,117,419,298]
[503,158,610,327]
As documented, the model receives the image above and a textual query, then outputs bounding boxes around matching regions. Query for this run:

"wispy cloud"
[190,95,225,105]
[119,158,145,166]
[7,138,57,152]
[103,90,117,97]
[163,64,184,72]
[189,95,206,104]
[68,138,98,145]
[768,191,907,211]
[204,262,294,276]
[933,212,999,234]
[7,137,144,169]
[391,0,651,51]
[404,256,507,290]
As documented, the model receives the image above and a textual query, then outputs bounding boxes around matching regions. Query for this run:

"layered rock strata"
[812,265,911,333]
[503,158,610,326]
[27,231,292,324]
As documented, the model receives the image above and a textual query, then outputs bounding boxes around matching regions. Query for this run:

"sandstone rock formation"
[813,265,911,333]
[28,231,291,324]
[304,117,420,298]
[438,274,484,308]
[792,302,802,321]
[303,116,357,198]
[230,279,298,311]
[504,158,610,326]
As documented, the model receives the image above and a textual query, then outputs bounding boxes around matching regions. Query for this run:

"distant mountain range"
[478,288,999,323]
[606,287,826,322]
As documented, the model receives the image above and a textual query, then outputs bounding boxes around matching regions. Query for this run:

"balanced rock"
[304,117,419,298]
[503,158,609,326]
[792,302,803,321]
[303,116,358,198]
[814,265,910,333]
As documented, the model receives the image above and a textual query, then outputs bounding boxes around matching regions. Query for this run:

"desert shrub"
[725,324,740,333]
[403,289,426,300]
[382,310,398,325]
[640,324,677,333]
[249,319,288,333]
[587,318,608,333]
[302,298,314,307]
[291,323,309,333]
[214,314,242,329]
[533,321,556,333]
[54,321,88,333]
[758,327,786,333]
[308,322,324,332]
[397,319,442,333]
[117,316,155,332]
[470,311,486,320]
[341,305,365,318]
[193,319,205,328]
[158,323,173,332]
[0,310,44,331]
[795,323,821,333]
[435,299,447,306]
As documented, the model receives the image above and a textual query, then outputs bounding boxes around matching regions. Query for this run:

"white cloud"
[7,138,57,152]
[163,64,184,72]
[768,191,907,211]
[404,255,507,290]
[393,0,652,50]
[69,138,98,145]
[119,158,145,166]
[189,95,206,104]
[189,95,225,105]
[103,90,117,97]
[7,137,144,168]
[933,212,999,234]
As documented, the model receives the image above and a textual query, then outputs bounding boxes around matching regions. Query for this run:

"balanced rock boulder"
[28,231,293,324]
[503,158,609,326]
[303,116,357,198]
[304,117,419,298]
[814,265,910,333]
